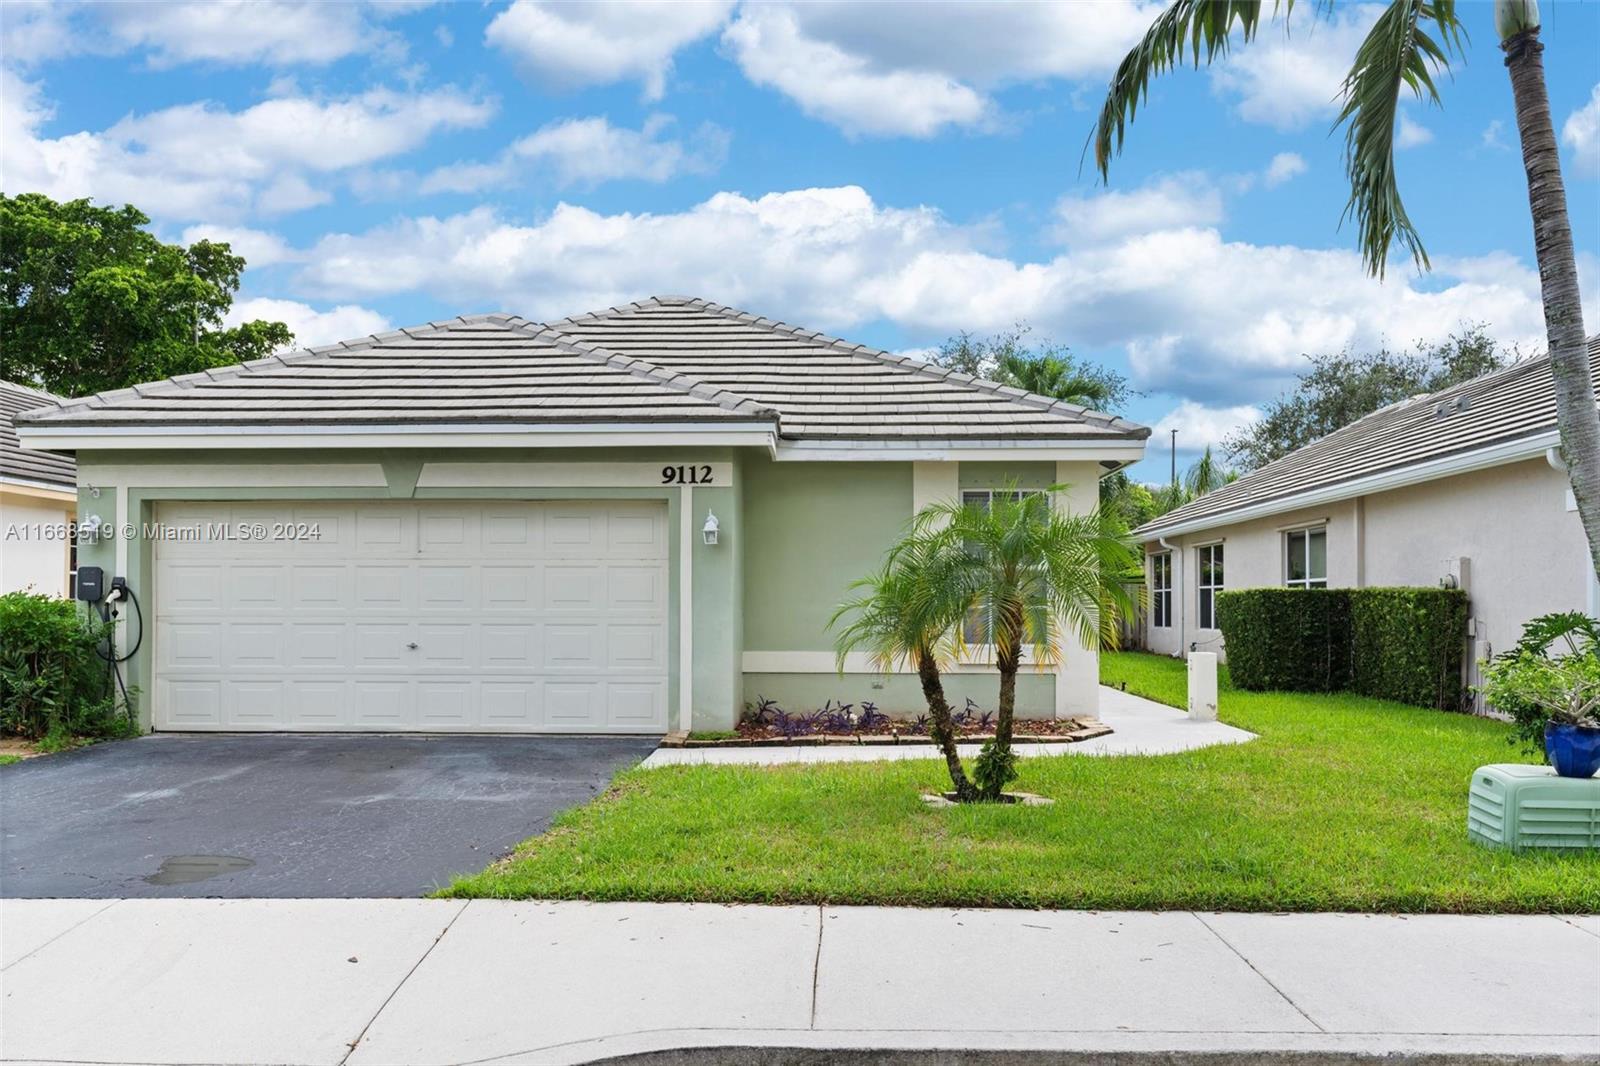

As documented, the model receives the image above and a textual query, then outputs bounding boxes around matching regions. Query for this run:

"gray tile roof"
[14,297,1149,443]
[1136,338,1600,539]
[1,381,75,489]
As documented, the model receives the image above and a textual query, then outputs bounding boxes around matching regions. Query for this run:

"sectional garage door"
[152,500,669,733]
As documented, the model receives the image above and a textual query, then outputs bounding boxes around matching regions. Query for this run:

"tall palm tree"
[996,351,1118,410]
[918,491,1143,800]
[1092,0,1600,580]
[1184,445,1235,498]
[830,544,979,801]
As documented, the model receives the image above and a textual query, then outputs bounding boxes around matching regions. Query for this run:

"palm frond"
[1335,0,1465,276]
[1091,0,1269,179]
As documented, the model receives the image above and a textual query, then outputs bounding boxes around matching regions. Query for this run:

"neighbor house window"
[1150,551,1172,629]
[961,489,1044,643]
[1285,528,1327,589]
[1197,543,1224,629]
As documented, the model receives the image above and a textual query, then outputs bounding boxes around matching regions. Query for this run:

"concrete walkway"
[3,899,1595,1065]
[642,685,1256,768]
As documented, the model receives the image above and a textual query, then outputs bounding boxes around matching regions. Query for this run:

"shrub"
[1214,588,1351,693]
[1478,612,1600,754]
[1215,586,1468,710]
[0,591,133,745]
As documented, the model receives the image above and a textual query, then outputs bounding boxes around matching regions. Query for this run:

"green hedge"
[1216,587,1468,710]
[0,591,132,744]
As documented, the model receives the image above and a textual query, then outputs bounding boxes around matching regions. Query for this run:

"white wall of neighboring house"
[0,491,74,597]
[1143,457,1591,670]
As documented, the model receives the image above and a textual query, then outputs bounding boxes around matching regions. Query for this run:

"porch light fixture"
[702,510,720,546]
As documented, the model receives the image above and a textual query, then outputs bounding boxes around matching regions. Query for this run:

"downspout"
[1160,535,1185,656]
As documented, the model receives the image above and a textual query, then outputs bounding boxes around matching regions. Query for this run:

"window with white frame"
[960,488,1044,643]
[1285,527,1327,589]
[1150,551,1172,629]
[1197,543,1223,629]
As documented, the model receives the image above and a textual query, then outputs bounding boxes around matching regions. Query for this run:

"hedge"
[0,591,132,743]
[1215,587,1469,711]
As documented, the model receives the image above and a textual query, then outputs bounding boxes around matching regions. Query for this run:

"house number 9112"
[661,464,714,485]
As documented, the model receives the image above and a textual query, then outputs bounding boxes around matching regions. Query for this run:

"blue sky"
[4,0,1598,480]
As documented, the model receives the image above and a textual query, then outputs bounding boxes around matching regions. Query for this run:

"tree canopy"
[932,326,1134,413]
[0,193,293,398]
[1223,327,1508,471]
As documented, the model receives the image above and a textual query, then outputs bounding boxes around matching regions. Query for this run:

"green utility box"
[1468,764,1600,851]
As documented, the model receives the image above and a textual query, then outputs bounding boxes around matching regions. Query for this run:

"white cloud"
[179,225,302,267]
[485,0,733,101]
[721,1,1152,138]
[1397,112,1434,149]
[1211,6,1380,130]
[290,184,1573,407]
[1562,83,1600,178]
[1151,400,1261,452]
[0,73,493,222]
[1263,152,1307,188]
[1481,119,1510,152]
[422,115,728,193]
[226,298,391,350]
[1054,174,1223,245]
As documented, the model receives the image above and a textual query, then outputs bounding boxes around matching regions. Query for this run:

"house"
[1,381,77,597]
[1134,340,1600,688]
[13,296,1149,734]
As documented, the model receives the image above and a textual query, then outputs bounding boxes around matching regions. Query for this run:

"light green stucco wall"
[958,461,1058,492]
[742,672,1054,720]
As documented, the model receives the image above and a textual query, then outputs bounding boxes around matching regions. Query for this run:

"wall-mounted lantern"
[702,510,720,546]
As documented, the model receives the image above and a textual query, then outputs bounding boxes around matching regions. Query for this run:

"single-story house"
[2,381,77,597]
[1134,339,1600,696]
[14,296,1149,734]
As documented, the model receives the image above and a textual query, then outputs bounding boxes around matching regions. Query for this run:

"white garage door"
[152,500,669,733]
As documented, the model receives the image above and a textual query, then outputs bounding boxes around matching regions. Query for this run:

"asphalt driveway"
[0,734,658,898]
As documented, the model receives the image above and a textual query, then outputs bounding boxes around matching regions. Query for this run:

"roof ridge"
[587,296,1149,439]
[491,314,780,422]
[1,380,64,403]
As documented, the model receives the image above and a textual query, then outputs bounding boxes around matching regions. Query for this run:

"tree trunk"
[1503,28,1600,581]
[981,607,1023,801]
[914,650,977,802]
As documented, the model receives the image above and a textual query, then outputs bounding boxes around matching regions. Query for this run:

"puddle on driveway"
[145,855,254,885]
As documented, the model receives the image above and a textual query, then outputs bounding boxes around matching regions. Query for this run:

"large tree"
[0,193,292,397]
[1224,329,1507,470]
[1093,0,1600,580]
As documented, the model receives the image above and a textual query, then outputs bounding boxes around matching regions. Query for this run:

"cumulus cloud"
[422,115,728,193]
[226,298,391,350]
[1054,173,1223,245]
[179,225,302,268]
[721,1,1152,138]
[486,0,733,100]
[289,184,1571,406]
[1210,6,1380,130]
[1397,112,1434,149]
[0,72,493,222]
[1151,400,1262,452]
[1263,152,1307,187]
[1563,83,1600,178]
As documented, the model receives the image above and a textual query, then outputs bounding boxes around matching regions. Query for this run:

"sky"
[3,0,1599,480]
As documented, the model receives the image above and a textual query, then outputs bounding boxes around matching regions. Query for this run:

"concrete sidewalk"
[3,900,1596,1065]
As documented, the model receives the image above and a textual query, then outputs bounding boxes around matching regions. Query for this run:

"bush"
[0,591,133,745]
[1214,588,1351,693]
[1216,586,1468,710]
[1478,612,1600,754]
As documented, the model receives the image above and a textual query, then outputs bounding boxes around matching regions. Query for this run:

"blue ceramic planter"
[1544,722,1600,779]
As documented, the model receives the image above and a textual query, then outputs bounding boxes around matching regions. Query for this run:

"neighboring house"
[1,381,77,597]
[13,297,1149,735]
[1135,340,1600,692]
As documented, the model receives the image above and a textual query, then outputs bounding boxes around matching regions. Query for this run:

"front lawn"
[443,652,1600,912]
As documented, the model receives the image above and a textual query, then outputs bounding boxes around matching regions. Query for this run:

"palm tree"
[830,544,979,801]
[917,491,1143,800]
[1184,446,1236,499]
[1092,0,1600,581]
[996,351,1119,410]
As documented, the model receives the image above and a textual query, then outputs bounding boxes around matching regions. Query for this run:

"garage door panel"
[154,501,667,733]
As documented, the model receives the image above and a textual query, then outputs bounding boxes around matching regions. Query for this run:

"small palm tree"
[1091,0,1600,581]
[830,541,979,801]
[917,490,1143,800]
[996,351,1119,411]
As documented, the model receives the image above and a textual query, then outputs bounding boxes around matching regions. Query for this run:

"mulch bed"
[663,716,1112,749]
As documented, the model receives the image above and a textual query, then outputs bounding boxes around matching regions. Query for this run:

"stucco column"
[689,475,743,732]
[1055,461,1101,720]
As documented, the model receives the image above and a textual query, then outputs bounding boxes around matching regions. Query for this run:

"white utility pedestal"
[1187,652,1218,722]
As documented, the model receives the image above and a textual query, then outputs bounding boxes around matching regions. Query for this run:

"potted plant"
[1478,613,1600,778]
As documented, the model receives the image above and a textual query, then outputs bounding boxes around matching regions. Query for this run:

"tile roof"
[1136,338,1600,539]
[15,297,1149,443]
[1,381,75,489]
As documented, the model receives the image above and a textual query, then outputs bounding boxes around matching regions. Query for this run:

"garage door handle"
[406,642,419,650]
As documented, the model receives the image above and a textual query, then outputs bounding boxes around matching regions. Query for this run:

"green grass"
[0,755,22,767]
[443,652,1600,912]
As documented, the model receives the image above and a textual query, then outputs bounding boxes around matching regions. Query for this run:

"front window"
[1285,528,1327,589]
[1150,551,1172,629]
[961,489,1043,643]
[1197,543,1224,629]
